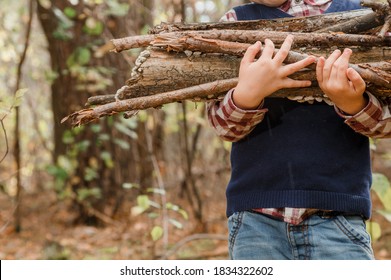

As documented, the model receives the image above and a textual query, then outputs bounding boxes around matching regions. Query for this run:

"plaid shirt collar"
[279,0,332,10]
[279,0,332,13]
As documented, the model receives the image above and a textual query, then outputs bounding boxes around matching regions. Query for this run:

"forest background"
[0,0,391,260]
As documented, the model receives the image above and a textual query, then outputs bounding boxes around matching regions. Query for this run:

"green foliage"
[66,47,91,68]
[0,88,27,119]
[52,7,74,40]
[47,127,92,198]
[371,173,391,212]
[83,17,104,36]
[51,4,117,93]
[63,7,77,19]
[131,188,189,242]
[105,0,130,17]
[77,187,101,202]
[366,221,382,242]
[367,172,391,241]
[151,226,164,241]
[47,117,139,204]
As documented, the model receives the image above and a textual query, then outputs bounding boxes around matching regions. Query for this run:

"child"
[207,0,391,260]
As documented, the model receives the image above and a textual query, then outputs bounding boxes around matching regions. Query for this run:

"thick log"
[87,39,391,106]
[151,9,374,33]
[151,36,391,87]
[123,49,240,97]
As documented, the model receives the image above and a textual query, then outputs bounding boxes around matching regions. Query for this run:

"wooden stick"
[62,78,239,126]
[111,29,391,53]
[150,9,373,33]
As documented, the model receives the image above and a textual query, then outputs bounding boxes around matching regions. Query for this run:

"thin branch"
[379,14,391,37]
[62,78,239,126]
[145,120,169,249]
[0,120,9,164]
[316,11,380,33]
[82,202,122,226]
[0,203,18,235]
[159,233,227,260]
[25,93,52,155]
[13,0,35,233]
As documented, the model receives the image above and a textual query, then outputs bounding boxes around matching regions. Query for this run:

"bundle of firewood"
[62,0,391,126]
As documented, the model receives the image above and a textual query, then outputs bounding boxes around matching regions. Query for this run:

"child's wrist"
[232,88,264,110]
[338,95,368,115]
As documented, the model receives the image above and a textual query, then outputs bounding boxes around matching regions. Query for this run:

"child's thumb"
[347,68,366,94]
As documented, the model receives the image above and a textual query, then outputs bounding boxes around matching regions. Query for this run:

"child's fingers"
[322,49,342,80]
[347,68,366,94]
[334,49,352,80]
[259,39,275,59]
[316,57,325,83]
[283,55,316,76]
[274,35,294,64]
[241,41,261,65]
[283,78,312,89]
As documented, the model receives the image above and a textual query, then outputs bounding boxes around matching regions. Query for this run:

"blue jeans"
[228,211,374,260]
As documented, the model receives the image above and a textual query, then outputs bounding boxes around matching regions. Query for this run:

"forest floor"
[0,186,230,260]
[0,186,391,260]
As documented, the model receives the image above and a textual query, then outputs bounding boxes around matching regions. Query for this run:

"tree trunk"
[37,0,156,224]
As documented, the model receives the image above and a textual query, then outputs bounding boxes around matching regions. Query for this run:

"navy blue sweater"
[226,0,372,219]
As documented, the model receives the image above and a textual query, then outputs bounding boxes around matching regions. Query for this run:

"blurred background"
[0,0,390,260]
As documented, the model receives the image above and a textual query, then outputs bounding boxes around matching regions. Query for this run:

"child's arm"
[316,49,391,138]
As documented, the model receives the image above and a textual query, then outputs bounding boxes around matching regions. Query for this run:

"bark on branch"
[151,9,374,33]
[62,78,239,126]
[110,29,391,53]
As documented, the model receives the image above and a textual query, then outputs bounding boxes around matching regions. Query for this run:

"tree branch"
[62,78,239,126]
[150,9,373,33]
[13,0,34,233]
[111,29,391,53]
[159,233,227,260]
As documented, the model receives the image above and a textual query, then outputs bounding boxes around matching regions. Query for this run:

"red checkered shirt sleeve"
[219,8,237,21]
[206,89,267,142]
[336,92,391,138]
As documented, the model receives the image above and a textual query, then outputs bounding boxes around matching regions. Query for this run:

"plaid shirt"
[209,0,391,225]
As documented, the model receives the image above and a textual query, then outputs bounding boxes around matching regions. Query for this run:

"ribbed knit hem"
[226,190,372,219]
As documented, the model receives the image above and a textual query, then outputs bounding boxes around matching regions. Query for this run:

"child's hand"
[233,35,316,110]
[316,49,367,115]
